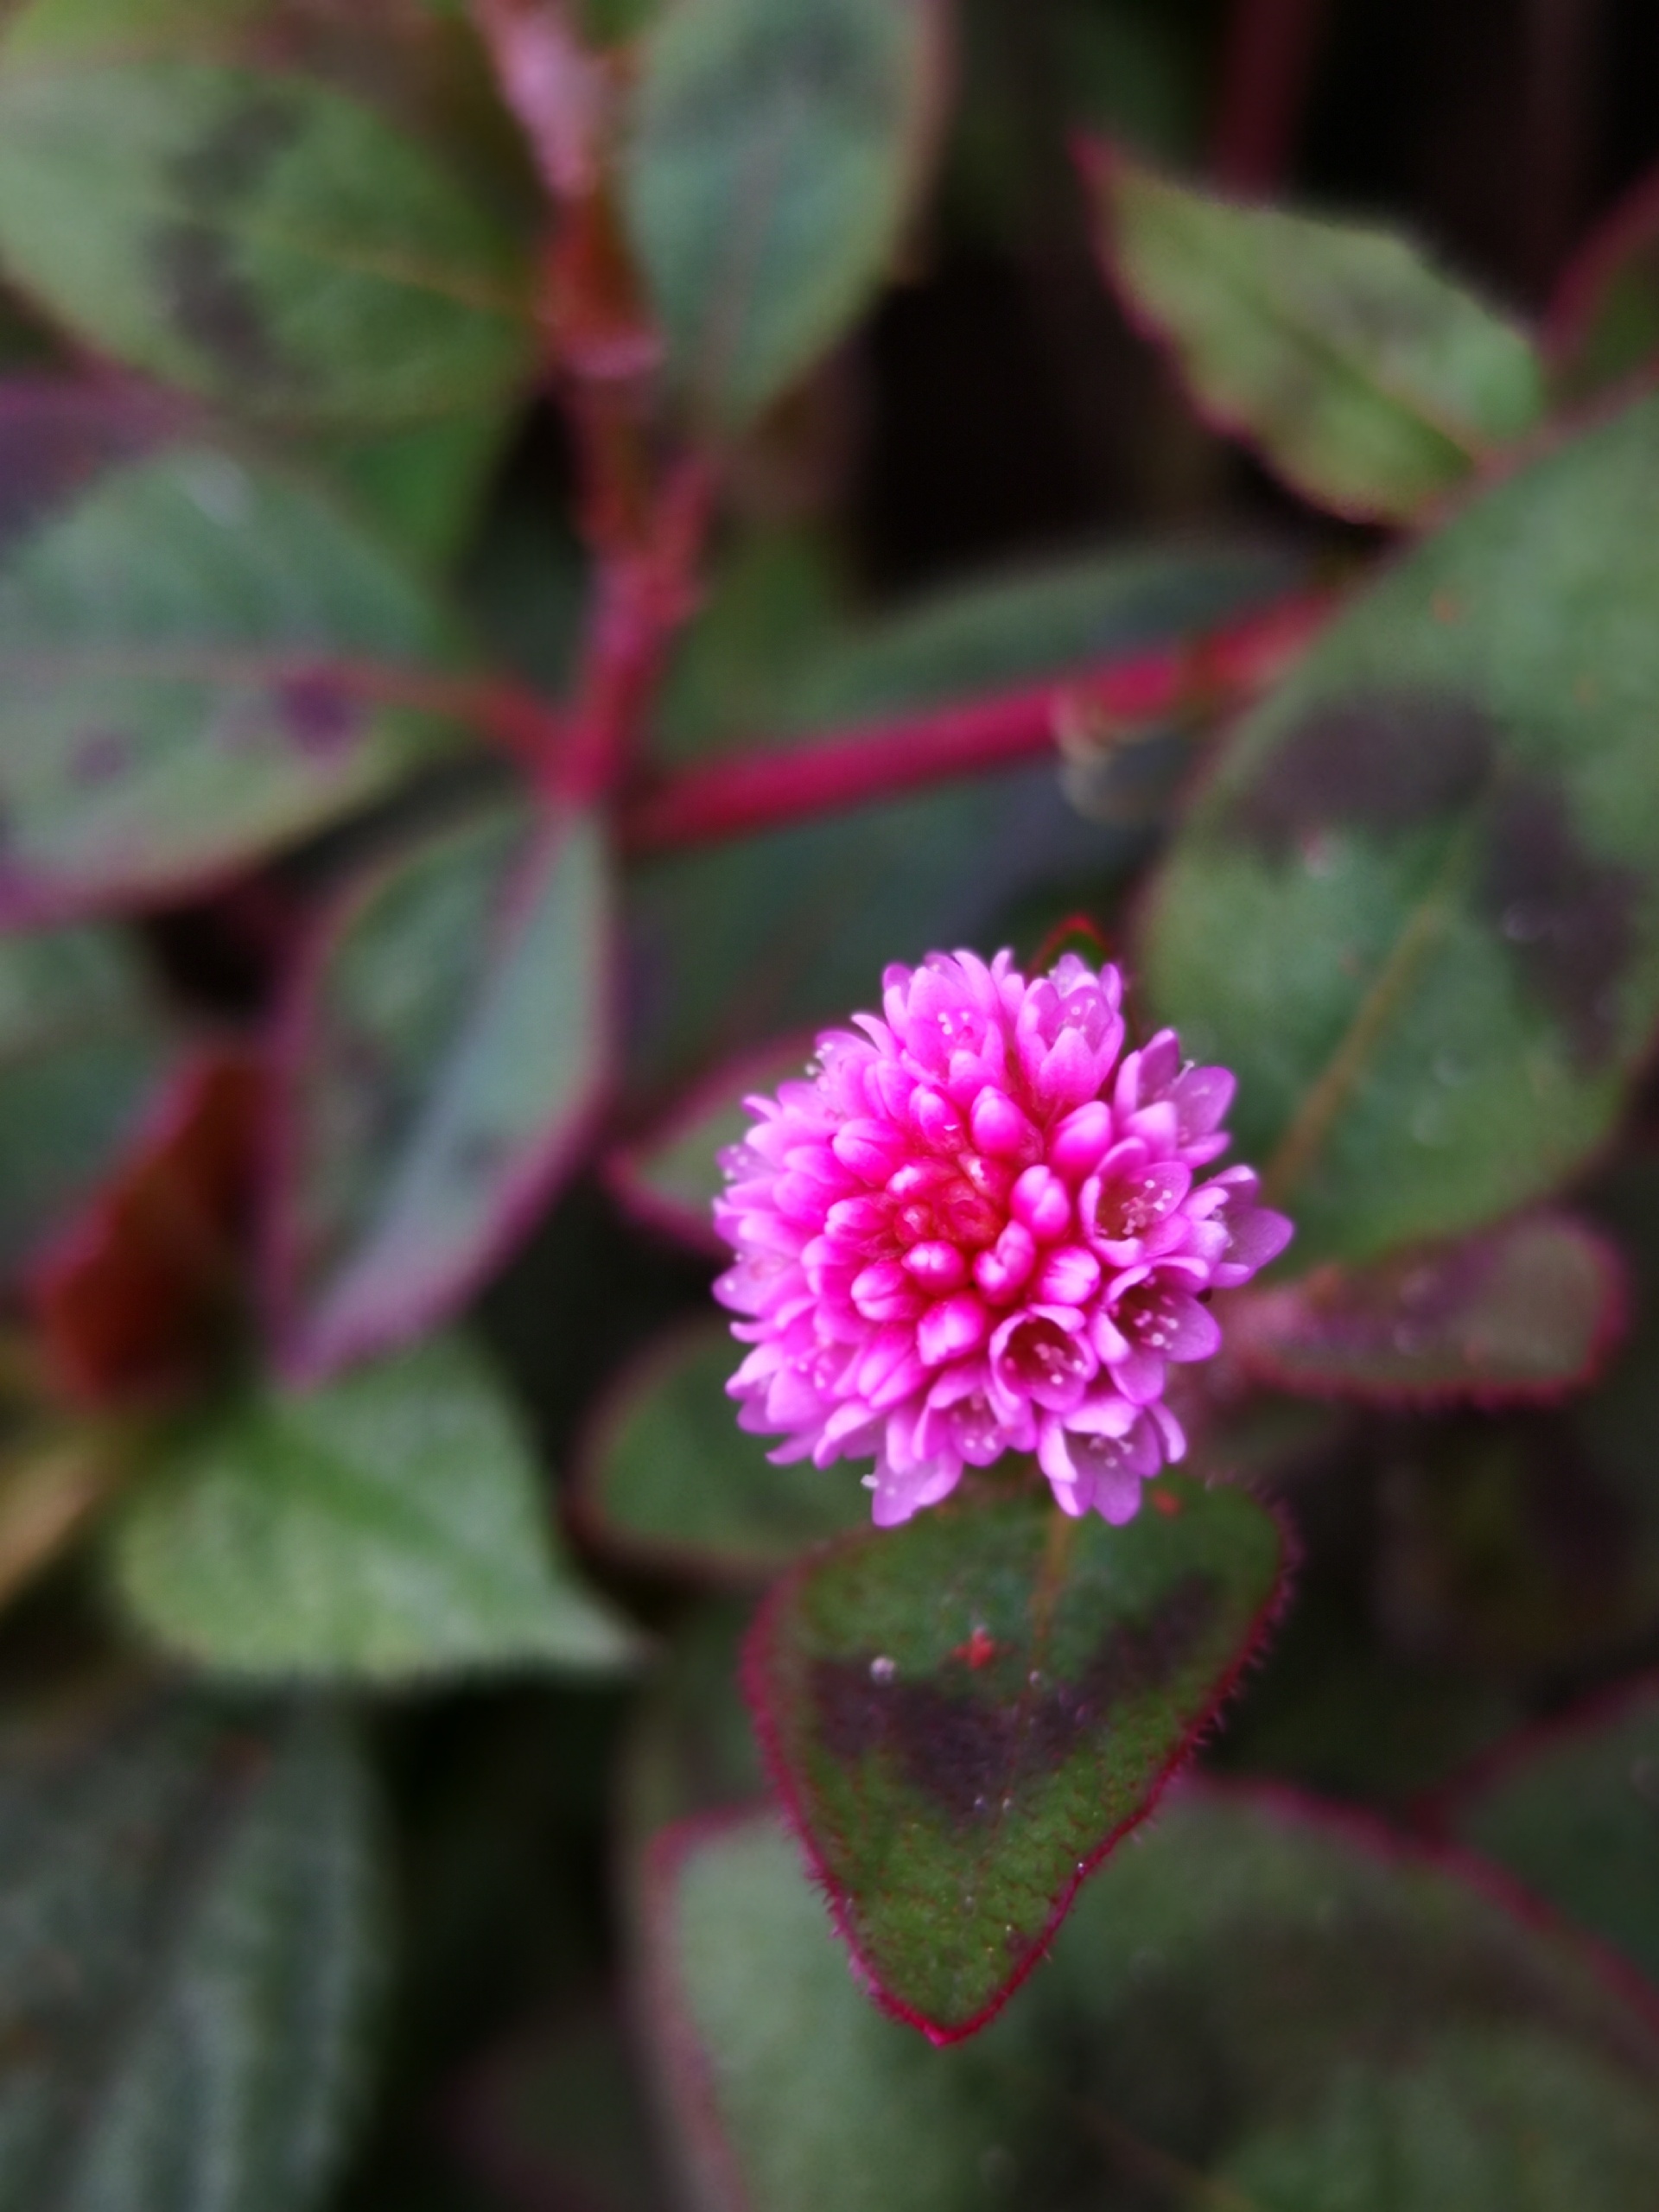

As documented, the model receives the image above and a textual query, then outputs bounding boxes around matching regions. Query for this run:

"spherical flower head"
[713,950,1293,1529]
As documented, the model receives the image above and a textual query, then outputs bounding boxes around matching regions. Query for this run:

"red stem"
[620,591,1331,858]
[553,451,715,808]
[1210,0,1330,192]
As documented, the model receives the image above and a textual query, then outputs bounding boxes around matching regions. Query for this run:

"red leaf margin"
[262,806,615,1386]
[1076,136,1541,531]
[636,1773,1659,2209]
[1224,1211,1630,1410]
[736,1481,1298,2046]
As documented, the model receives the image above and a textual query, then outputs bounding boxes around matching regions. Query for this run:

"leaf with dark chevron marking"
[742,1475,1287,2040]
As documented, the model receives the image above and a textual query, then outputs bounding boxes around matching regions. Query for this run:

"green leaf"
[644,1789,1659,2209]
[270,804,612,1382]
[0,37,535,420]
[1086,145,1545,521]
[0,921,172,1283]
[623,0,944,427]
[624,541,1305,1104]
[1141,390,1659,1268]
[1231,1210,1625,1402]
[108,1332,641,1683]
[0,398,473,919]
[0,1686,386,2210]
[1446,1678,1659,1992]
[302,401,518,571]
[745,1476,1287,2038]
[576,1322,868,1581]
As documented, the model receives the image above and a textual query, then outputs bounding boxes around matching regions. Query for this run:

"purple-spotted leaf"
[1441,1675,1659,1993]
[0,18,534,422]
[575,1322,867,1583]
[1548,163,1659,402]
[743,1476,1287,2040]
[607,1034,814,1251]
[1230,1210,1625,1403]
[0,382,472,919]
[641,1788,1659,2211]
[1085,145,1544,522]
[1141,389,1659,1268]
[270,803,612,1382]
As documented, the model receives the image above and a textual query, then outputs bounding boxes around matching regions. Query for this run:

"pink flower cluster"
[714,950,1292,1528]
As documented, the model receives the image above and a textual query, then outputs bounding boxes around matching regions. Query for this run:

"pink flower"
[713,950,1292,1529]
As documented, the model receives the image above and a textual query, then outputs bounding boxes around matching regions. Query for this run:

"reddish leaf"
[742,1476,1287,2041]
[1229,1211,1626,1405]
[29,1046,262,1408]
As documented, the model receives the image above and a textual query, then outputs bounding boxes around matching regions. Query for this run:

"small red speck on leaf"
[952,1625,1000,1669]
[1151,1487,1183,1517]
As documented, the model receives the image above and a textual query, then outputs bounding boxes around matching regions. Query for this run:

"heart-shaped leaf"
[640,1788,1659,2210]
[0,917,174,1284]
[1084,144,1544,521]
[576,1322,867,1582]
[0,385,473,919]
[269,804,613,1382]
[1141,389,1659,1268]
[1441,1675,1659,1992]
[607,1033,814,1250]
[1230,1210,1625,1403]
[108,1332,641,1683]
[0,33,534,420]
[0,1685,386,2211]
[742,1475,1287,2039]
[623,0,945,428]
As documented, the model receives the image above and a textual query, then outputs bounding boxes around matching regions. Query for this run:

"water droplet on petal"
[870,1655,897,1683]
